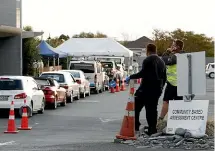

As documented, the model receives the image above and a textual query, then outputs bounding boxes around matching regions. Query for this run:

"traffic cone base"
[110,87,115,93]
[18,127,32,130]
[4,101,19,134]
[18,107,32,130]
[4,130,19,134]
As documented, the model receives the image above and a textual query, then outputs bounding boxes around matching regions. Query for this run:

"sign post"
[166,51,209,135]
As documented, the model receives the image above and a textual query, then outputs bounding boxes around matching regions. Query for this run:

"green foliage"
[152,28,214,57]
[72,32,107,38]
[22,26,41,75]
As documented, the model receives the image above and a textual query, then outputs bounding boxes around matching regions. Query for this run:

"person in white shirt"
[133,60,139,74]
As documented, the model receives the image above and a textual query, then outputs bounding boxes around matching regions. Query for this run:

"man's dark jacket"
[130,54,167,96]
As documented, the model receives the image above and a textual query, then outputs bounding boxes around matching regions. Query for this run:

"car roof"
[208,63,215,65]
[0,75,32,80]
[40,71,70,75]
[61,70,82,73]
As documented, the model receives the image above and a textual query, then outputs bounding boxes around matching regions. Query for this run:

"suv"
[206,63,215,78]
[39,71,80,103]
[69,60,104,94]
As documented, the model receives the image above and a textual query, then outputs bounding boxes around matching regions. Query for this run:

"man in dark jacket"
[127,44,166,135]
[159,39,185,120]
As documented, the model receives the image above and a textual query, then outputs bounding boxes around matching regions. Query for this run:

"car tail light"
[62,85,68,89]
[0,78,10,79]
[45,90,55,95]
[94,74,97,83]
[76,80,81,84]
[14,93,27,99]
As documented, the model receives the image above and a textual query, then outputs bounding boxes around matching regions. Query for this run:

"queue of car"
[0,68,110,117]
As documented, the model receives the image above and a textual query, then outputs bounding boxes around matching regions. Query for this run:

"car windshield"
[70,63,94,73]
[70,71,80,78]
[101,62,113,68]
[0,79,23,90]
[35,79,51,86]
[40,74,65,83]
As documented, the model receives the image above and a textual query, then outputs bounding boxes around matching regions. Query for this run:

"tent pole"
[67,54,69,69]
[58,57,59,71]
[48,57,49,67]
[53,55,55,71]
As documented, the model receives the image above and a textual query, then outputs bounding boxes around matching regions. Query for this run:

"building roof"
[124,36,153,49]
[0,25,43,38]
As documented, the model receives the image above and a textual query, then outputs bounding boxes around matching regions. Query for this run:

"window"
[35,79,50,86]
[70,71,80,78]
[101,62,113,68]
[70,74,75,83]
[53,80,60,88]
[40,74,65,83]
[211,64,214,68]
[70,63,95,73]
[0,79,23,90]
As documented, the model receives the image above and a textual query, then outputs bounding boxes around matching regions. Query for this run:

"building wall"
[0,0,17,26]
[0,0,22,75]
[0,36,22,75]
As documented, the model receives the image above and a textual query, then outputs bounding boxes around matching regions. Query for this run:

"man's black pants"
[135,90,161,134]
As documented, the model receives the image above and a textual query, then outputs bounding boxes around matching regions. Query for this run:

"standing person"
[159,39,185,120]
[132,59,139,74]
[126,44,166,135]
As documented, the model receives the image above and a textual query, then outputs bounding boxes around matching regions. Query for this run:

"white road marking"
[99,118,119,123]
[0,141,16,146]
[75,100,99,103]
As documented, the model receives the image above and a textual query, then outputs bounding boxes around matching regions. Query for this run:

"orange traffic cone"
[115,79,120,92]
[120,78,126,91]
[110,86,115,93]
[4,101,19,134]
[18,100,32,130]
[116,80,136,140]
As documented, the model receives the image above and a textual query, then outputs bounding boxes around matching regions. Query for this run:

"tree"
[72,32,107,38]
[22,26,41,75]
[152,29,214,57]
[120,32,131,46]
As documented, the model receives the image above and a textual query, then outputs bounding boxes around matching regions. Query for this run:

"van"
[206,63,215,78]
[69,60,104,94]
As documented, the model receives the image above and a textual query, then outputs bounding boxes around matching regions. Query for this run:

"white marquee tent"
[55,38,133,57]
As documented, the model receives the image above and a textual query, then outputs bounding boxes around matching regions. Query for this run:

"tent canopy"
[56,38,133,57]
[38,40,67,58]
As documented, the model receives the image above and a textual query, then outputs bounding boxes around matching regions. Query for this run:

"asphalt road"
[0,79,213,151]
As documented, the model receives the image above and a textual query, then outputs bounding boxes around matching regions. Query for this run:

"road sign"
[166,100,209,135]
[177,51,206,97]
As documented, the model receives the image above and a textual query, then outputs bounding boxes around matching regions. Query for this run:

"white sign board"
[166,100,209,135]
[177,51,206,96]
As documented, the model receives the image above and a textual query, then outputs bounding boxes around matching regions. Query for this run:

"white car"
[69,60,104,94]
[0,76,45,117]
[60,70,91,98]
[40,71,80,102]
[206,63,214,78]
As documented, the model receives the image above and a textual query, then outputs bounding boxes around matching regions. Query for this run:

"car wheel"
[60,94,67,106]
[209,72,214,79]
[75,91,80,100]
[87,89,91,96]
[81,91,86,98]
[19,103,33,118]
[95,88,99,94]
[38,98,45,114]
[70,93,74,103]
[51,97,57,109]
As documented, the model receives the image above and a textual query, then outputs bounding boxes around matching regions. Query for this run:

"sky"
[22,0,215,41]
